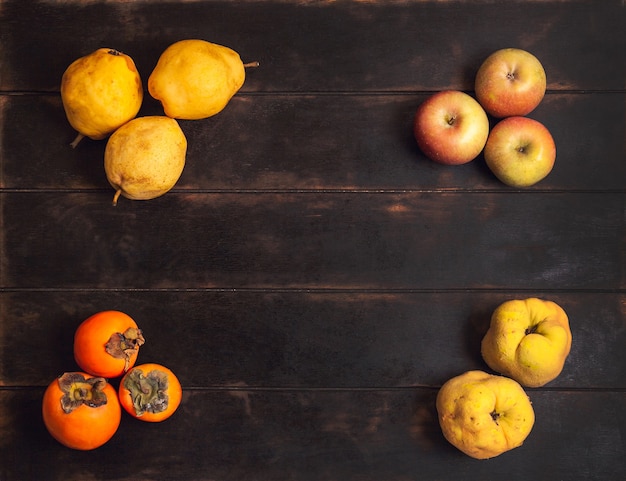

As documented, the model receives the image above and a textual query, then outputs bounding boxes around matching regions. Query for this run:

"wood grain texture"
[0,0,624,480]
[1,92,625,191]
[3,192,624,290]
[1,0,624,92]
[1,291,625,389]
[1,389,625,481]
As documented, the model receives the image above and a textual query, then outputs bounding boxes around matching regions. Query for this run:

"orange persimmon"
[74,310,145,378]
[42,372,122,450]
[118,363,182,422]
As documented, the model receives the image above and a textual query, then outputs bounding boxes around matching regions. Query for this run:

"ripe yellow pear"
[61,48,143,147]
[436,370,535,459]
[104,116,187,206]
[148,39,258,120]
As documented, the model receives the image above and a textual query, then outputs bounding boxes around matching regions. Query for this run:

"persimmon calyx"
[58,372,108,413]
[124,368,169,416]
[105,327,145,372]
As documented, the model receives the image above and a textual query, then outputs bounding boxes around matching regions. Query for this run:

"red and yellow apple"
[413,90,489,165]
[481,298,572,388]
[483,116,556,187]
[475,48,547,118]
[436,370,535,459]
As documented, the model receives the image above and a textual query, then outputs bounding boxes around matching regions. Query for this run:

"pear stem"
[70,133,85,149]
[244,61,260,68]
[112,189,122,206]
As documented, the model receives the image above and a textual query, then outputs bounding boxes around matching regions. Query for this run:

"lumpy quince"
[148,39,257,120]
[436,370,535,459]
[61,48,143,147]
[481,298,572,387]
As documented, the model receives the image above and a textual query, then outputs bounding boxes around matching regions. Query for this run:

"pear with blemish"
[61,48,143,148]
[104,116,187,206]
[148,39,258,120]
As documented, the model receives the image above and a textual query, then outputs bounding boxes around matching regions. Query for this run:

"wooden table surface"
[1,1,624,480]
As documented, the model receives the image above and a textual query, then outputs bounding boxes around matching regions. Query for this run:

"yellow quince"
[481,298,572,387]
[436,370,535,459]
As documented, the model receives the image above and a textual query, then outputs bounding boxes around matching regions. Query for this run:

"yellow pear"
[61,48,143,147]
[481,298,572,387]
[148,39,258,120]
[104,116,187,206]
[436,370,535,459]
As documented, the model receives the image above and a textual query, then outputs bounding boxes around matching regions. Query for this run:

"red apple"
[413,90,489,165]
[475,48,547,118]
[484,116,556,187]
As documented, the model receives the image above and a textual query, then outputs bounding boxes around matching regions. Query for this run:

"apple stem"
[244,61,260,68]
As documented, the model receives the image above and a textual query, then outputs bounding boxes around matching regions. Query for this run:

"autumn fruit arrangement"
[42,310,182,450]
[436,297,572,459]
[414,48,556,187]
[60,41,258,205]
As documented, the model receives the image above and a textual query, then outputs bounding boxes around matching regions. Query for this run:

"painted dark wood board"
[1,291,625,389]
[1,0,623,92]
[1,92,625,191]
[3,191,624,290]
[1,0,625,480]
[1,389,625,481]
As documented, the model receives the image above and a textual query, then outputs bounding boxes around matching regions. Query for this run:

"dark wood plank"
[1,0,624,92]
[1,388,625,481]
[1,92,625,191]
[1,291,624,389]
[3,192,623,290]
